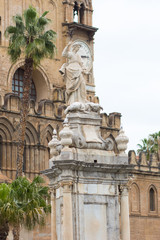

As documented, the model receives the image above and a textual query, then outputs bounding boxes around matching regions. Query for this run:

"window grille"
[12,68,36,101]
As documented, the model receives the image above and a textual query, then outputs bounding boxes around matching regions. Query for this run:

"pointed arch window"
[130,183,140,213]
[46,135,51,160]
[12,68,36,101]
[149,187,155,211]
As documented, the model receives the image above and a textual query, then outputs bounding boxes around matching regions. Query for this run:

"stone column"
[83,7,86,25]
[62,183,73,240]
[120,185,130,240]
[86,9,89,25]
[107,197,120,240]
[51,189,57,240]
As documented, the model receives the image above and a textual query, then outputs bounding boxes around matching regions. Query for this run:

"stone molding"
[7,59,50,92]
[43,159,132,180]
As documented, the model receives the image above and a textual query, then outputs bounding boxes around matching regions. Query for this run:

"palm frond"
[43,30,56,41]
[0,176,51,230]
[4,26,17,37]
[24,6,37,27]
[137,131,160,155]
[13,15,25,32]
[37,16,50,30]
[8,47,21,63]
[41,11,49,18]
[5,6,56,65]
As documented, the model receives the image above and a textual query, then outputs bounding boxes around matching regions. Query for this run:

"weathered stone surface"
[43,151,131,240]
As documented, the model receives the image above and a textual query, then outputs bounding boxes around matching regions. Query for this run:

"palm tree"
[149,131,160,153]
[11,176,51,229]
[11,176,51,240]
[0,183,23,240]
[0,176,51,240]
[137,138,149,153]
[0,183,11,240]
[137,131,160,160]
[5,6,56,177]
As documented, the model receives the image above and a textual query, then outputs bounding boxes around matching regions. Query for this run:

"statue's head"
[72,44,81,53]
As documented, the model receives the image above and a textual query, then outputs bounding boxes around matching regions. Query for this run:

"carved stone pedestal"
[44,102,131,240]
[44,158,130,240]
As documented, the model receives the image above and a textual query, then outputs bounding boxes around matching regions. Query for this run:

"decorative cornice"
[42,159,133,178]
[62,22,98,40]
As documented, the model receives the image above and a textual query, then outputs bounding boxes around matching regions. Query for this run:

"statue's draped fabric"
[60,43,86,105]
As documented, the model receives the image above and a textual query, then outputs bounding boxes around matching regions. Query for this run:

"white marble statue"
[59,41,87,105]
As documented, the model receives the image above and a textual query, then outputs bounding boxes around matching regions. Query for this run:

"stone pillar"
[86,9,89,25]
[51,189,57,240]
[83,7,86,25]
[121,185,130,240]
[62,183,73,240]
[107,197,120,240]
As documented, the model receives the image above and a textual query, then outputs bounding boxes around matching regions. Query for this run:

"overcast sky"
[92,0,160,152]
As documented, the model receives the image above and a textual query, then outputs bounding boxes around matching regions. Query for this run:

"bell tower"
[63,0,93,25]
[61,0,98,102]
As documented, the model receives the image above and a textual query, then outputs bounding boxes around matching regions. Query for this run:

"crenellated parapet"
[128,150,160,172]
[100,112,121,151]
[101,112,121,129]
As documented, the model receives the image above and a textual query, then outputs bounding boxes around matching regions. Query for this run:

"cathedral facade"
[0,0,160,239]
[0,0,120,182]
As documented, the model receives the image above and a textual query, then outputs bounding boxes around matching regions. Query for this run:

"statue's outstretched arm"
[62,41,72,58]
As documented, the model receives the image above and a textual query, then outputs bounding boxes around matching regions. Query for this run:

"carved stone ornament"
[72,125,87,149]
[120,185,129,196]
[48,130,61,167]
[63,102,115,150]
[105,137,114,151]
[59,118,73,149]
[115,127,129,155]
[65,102,103,114]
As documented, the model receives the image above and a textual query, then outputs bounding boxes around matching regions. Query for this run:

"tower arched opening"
[73,2,79,23]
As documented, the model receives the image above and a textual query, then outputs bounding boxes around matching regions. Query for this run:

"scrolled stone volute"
[59,118,73,149]
[105,137,114,151]
[115,127,129,155]
[48,130,61,167]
